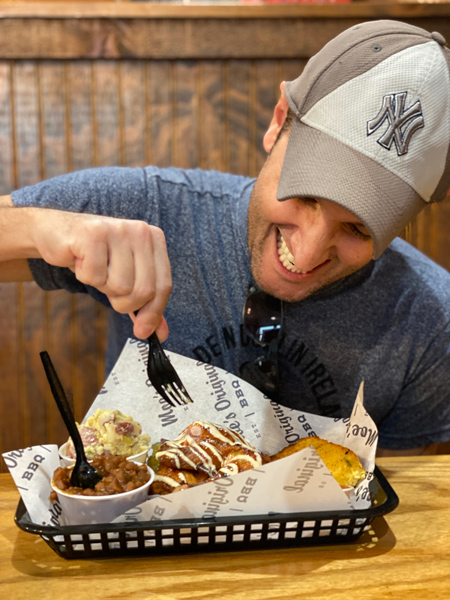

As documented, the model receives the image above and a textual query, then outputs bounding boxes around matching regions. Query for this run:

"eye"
[347,223,372,241]
[298,197,317,206]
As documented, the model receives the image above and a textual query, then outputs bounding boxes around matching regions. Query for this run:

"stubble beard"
[250,237,358,303]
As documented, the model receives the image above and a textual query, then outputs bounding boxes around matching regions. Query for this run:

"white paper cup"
[51,464,154,525]
[58,441,149,467]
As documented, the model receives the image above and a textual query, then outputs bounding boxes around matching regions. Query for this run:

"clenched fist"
[0,203,172,340]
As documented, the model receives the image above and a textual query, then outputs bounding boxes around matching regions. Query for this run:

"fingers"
[124,226,172,338]
[130,314,170,341]
[154,316,170,342]
[68,217,172,335]
[72,230,109,289]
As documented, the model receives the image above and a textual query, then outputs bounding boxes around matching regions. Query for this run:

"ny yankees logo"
[367,91,424,156]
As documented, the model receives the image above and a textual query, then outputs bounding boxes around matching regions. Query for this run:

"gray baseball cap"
[278,20,450,258]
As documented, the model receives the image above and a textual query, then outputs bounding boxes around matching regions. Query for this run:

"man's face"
[248,132,374,302]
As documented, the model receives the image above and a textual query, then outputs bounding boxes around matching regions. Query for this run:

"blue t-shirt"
[12,166,450,450]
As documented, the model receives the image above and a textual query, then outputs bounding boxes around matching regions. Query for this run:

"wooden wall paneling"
[227,60,251,177]
[147,60,173,168]
[407,203,438,265]
[252,60,280,176]
[173,60,199,170]
[279,58,308,89]
[0,283,21,458]
[2,6,450,62]
[0,64,20,461]
[11,61,49,450]
[92,61,121,167]
[405,198,450,272]
[39,61,68,180]
[198,60,226,173]
[38,290,64,448]
[20,280,47,448]
[119,60,147,168]
[13,61,42,188]
[427,204,441,264]
[66,61,94,171]
[70,295,109,426]
[0,15,377,61]
[2,7,450,57]
[0,62,14,194]
[0,62,20,462]
[248,61,259,179]
[41,292,109,448]
[432,199,450,272]
[43,289,75,446]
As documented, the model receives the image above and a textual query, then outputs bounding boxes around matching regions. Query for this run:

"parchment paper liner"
[3,339,378,526]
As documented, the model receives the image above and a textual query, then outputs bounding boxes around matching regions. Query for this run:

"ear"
[263,82,289,153]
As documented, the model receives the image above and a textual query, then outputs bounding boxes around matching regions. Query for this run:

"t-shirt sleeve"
[377,319,450,449]
[11,166,149,218]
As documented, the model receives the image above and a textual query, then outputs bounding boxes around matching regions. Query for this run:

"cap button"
[431,31,446,46]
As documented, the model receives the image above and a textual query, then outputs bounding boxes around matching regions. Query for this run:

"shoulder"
[383,237,449,271]
[144,166,255,200]
[11,166,149,212]
[377,238,450,292]
[374,237,450,320]
[11,166,255,217]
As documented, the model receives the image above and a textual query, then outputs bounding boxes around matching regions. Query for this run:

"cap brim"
[277,120,425,258]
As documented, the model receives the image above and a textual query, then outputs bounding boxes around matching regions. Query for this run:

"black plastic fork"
[146,332,194,407]
[40,351,102,489]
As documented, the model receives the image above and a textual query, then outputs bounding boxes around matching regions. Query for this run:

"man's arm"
[0,194,12,207]
[0,195,172,339]
[0,195,34,281]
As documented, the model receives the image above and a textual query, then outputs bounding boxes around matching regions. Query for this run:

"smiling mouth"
[277,231,331,275]
[277,232,304,274]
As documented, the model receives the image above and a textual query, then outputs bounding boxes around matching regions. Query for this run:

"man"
[1,20,450,456]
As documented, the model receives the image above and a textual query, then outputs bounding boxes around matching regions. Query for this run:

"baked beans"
[51,454,151,498]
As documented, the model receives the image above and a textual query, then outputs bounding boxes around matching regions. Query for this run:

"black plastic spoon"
[40,351,102,489]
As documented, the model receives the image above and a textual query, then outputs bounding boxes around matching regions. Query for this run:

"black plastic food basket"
[14,466,398,560]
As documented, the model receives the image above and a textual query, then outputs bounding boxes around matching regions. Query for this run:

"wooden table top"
[1,455,449,599]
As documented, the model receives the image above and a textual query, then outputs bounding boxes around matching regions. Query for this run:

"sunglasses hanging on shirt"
[239,289,283,398]
[240,288,342,418]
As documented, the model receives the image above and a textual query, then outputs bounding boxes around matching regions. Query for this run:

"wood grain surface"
[0,456,449,599]
[1,3,450,467]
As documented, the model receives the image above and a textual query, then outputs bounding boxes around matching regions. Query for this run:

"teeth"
[277,232,303,274]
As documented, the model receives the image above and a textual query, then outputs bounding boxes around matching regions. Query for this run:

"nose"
[289,211,335,273]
